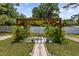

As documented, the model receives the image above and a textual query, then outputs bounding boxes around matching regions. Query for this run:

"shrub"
[12,26,29,43]
[45,26,65,44]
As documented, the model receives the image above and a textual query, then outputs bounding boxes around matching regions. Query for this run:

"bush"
[12,26,29,43]
[52,27,64,43]
[45,26,65,44]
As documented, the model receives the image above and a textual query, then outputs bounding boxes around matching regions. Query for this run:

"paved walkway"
[0,35,12,40]
[32,44,47,56]
[65,35,79,42]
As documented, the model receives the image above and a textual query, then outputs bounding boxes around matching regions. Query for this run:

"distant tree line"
[62,19,78,26]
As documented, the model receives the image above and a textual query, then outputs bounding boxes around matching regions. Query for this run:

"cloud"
[59,6,79,19]
[26,8,32,12]
[67,9,73,13]
[20,3,30,6]
[16,3,79,19]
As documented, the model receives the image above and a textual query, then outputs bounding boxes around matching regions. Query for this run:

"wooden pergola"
[16,18,61,26]
[16,18,62,37]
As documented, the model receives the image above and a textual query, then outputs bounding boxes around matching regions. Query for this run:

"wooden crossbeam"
[16,18,61,27]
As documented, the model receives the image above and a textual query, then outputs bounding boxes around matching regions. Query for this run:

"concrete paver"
[33,44,47,56]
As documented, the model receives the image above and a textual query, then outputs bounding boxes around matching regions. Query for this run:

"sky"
[15,3,79,19]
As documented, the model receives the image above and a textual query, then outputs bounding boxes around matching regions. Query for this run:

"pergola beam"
[16,18,61,27]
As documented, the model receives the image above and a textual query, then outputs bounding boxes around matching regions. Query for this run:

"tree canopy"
[0,3,26,25]
[32,3,59,18]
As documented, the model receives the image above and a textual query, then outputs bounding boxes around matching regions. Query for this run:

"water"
[29,26,46,34]
[29,26,79,34]
[63,26,79,34]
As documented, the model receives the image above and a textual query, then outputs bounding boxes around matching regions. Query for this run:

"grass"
[0,37,34,56]
[0,32,13,35]
[46,39,79,56]
[66,34,79,38]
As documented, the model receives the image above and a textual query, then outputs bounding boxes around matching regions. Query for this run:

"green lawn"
[0,37,34,56]
[66,34,79,38]
[0,32,13,35]
[46,39,79,56]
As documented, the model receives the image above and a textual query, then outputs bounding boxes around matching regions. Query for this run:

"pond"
[29,26,46,34]
[29,26,79,34]
[63,26,79,34]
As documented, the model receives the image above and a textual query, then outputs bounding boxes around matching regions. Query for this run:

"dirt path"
[32,44,47,56]
[65,35,79,42]
[0,35,12,40]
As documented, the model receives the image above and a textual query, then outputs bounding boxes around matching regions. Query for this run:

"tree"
[32,3,59,18]
[17,13,26,18]
[71,14,79,25]
[63,19,76,26]
[0,15,8,25]
[0,3,26,25]
[76,19,79,25]
[0,3,18,25]
[0,4,19,18]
